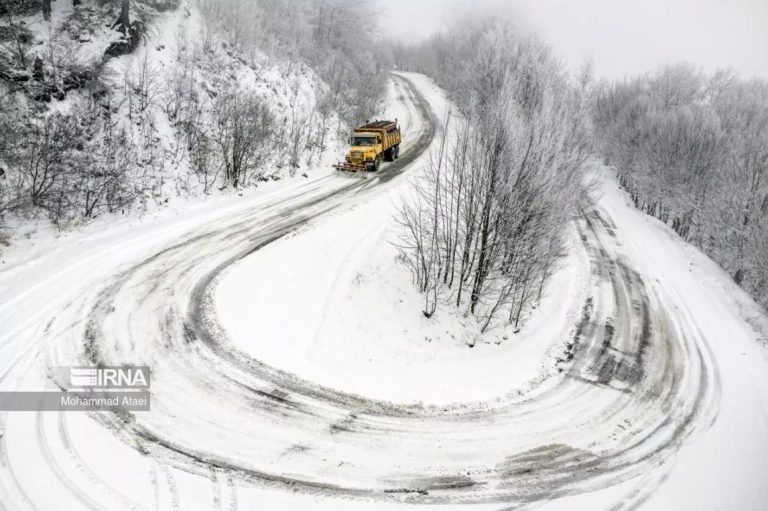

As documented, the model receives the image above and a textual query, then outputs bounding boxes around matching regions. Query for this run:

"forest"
[592,65,768,310]
[0,0,387,226]
[393,21,593,330]
[393,23,767,324]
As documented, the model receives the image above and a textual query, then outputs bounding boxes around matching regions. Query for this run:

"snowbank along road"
[0,73,767,510]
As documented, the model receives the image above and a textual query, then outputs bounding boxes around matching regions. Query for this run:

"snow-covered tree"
[594,66,768,310]
[396,22,593,331]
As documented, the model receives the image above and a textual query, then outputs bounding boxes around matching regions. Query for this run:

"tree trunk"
[42,0,51,21]
[470,131,503,314]
[116,0,130,34]
[33,55,45,81]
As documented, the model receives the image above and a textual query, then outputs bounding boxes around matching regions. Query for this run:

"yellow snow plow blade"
[333,162,368,172]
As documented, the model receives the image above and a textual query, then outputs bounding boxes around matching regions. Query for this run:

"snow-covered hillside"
[0,0,369,251]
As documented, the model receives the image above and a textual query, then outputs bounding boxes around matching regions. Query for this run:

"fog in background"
[378,0,768,80]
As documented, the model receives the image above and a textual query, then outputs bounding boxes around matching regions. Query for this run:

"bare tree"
[131,49,160,113]
[17,112,79,208]
[2,0,30,69]
[213,89,274,188]
[594,65,768,310]
[396,24,592,332]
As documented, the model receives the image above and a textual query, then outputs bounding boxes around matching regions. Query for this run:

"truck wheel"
[384,148,393,162]
[373,159,380,171]
[394,145,400,159]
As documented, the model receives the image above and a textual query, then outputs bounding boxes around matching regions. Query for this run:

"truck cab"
[335,120,401,172]
[347,132,383,170]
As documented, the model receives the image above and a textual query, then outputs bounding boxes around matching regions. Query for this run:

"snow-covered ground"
[1,0,348,281]
[214,75,589,405]
[595,169,768,510]
[0,73,767,511]
[0,0,346,256]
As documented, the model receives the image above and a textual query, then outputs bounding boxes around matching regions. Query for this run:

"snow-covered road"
[1,73,767,510]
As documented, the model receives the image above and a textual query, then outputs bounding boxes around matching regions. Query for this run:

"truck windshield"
[352,136,376,146]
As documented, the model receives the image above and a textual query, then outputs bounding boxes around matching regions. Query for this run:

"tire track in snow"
[0,73,436,510]
[0,75,719,508]
[94,206,715,505]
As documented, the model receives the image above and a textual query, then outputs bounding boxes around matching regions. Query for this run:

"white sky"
[378,0,768,80]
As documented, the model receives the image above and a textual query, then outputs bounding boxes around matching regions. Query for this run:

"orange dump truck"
[333,120,401,172]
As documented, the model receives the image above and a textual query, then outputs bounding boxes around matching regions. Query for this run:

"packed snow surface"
[0,72,767,510]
